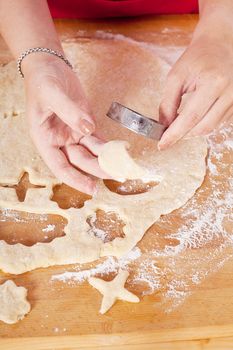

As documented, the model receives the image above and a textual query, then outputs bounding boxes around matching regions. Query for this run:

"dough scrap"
[0,280,30,324]
[98,140,146,180]
[89,269,139,314]
[0,39,207,275]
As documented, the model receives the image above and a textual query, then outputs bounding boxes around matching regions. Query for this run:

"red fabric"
[48,0,199,19]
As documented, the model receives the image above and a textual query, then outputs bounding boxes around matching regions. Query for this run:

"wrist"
[193,5,233,44]
[20,46,67,78]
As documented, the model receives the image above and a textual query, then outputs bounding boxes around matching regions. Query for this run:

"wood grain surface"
[1,15,233,350]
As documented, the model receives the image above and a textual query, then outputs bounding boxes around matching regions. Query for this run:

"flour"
[42,224,55,233]
[87,212,110,242]
[93,30,185,65]
[52,247,141,284]
[69,30,184,67]
[0,209,24,223]
[131,259,162,293]
[0,209,48,223]
[224,139,233,150]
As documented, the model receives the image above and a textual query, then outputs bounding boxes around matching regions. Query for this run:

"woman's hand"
[24,55,108,195]
[158,9,233,150]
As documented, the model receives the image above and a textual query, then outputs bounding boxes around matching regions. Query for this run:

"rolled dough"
[0,38,207,275]
[0,280,30,324]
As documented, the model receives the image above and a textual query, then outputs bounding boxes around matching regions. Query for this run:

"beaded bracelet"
[17,47,73,78]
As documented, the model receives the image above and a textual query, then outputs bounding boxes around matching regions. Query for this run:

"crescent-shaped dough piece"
[98,140,146,180]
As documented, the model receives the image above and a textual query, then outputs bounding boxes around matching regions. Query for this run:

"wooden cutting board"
[1,15,233,350]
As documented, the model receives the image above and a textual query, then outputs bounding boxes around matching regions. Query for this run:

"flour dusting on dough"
[42,224,55,233]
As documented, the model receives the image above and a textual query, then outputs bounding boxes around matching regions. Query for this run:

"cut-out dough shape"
[89,269,139,314]
[0,39,207,274]
[98,140,162,182]
[0,280,30,324]
[98,140,146,180]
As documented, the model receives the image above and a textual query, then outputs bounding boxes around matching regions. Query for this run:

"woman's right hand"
[23,53,109,195]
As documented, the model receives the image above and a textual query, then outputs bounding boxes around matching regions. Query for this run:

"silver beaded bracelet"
[17,47,73,78]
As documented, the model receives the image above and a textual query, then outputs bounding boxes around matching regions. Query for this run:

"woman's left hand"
[158,13,233,150]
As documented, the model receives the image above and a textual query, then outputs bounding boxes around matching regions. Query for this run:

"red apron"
[48,0,198,19]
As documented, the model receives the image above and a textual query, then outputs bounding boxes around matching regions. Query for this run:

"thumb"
[159,69,185,127]
[50,90,95,135]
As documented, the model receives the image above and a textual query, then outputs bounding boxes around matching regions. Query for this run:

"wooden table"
[1,15,233,350]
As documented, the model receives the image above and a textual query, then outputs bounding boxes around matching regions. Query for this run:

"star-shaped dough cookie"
[89,269,139,314]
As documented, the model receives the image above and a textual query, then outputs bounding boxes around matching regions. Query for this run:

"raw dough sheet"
[0,38,207,278]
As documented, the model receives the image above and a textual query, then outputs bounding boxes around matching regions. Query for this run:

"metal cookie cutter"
[107,102,166,140]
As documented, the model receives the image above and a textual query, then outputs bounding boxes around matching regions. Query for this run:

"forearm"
[0,0,62,59]
[199,0,233,18]
[195,0,233,41]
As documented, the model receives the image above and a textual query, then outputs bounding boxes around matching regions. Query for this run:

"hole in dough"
[103,179,159,195]
[0,172,45,202]
[86,209,125,243]
[51,183,92,209]
[0,210,66,246]
[3,110,19,119]
[12,111,18,117]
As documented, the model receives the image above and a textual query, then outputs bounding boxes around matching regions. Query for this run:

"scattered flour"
[94,30,185,65]
[0,209,24,223]
[87,212,107,242]
[224,140,233,150]
[52,247,141,284]
[42,224,55,233]
[0,209,48,223]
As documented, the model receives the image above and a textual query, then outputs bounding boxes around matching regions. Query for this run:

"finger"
[191,111,233,136]
[40,145,96,195]
[79,135,106,156]
[70,129,82,144]
[188,93,233,136]
[47,88,95,136]
[158,85,220,150]
[64,144,111,179]
[226,108,233,123]
[159,70,185,126]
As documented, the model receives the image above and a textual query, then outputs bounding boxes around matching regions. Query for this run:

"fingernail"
[79,119,95,135]
[158,140,170,150]
[157,137,165,150]
[157,143,164,151]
